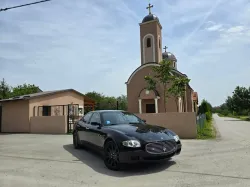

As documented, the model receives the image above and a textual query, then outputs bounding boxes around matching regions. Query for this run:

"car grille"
[145,140,177,154]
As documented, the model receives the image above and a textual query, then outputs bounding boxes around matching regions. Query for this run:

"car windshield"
[101,111,144,126]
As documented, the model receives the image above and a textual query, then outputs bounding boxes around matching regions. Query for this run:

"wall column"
[138,99,142,114]
[185,85,188,112]
[154,98,158,113]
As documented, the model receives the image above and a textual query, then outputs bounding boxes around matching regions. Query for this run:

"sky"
[0,0,250,106]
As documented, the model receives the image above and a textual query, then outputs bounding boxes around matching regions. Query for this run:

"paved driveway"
[1,115,250,187]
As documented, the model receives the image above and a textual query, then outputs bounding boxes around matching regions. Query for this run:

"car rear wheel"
[104,141,121,170]
[73,131,80,149]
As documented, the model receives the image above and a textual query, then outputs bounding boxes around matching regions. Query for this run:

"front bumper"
[119,143,181,163]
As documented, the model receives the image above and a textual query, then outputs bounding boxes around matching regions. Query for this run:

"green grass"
[217,113,250,121]
[217,113,224,117]
[197,119,216,139]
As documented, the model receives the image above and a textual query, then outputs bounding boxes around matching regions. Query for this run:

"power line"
[0,0,52,12]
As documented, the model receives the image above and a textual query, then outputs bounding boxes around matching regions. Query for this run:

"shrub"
[220,110,229,116]
[205,111,212,121]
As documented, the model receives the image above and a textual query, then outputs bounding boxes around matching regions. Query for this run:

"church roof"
[125,62,187,85]
[162,52,177,62]
[142,14,159,23]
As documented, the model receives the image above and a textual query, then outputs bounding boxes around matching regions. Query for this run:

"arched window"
[146,38,151,48]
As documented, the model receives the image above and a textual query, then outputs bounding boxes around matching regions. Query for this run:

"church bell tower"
[140,3,163,65]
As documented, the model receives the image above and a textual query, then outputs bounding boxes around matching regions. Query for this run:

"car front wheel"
[104,141,121,170]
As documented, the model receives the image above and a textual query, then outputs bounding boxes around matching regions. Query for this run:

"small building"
[0,89,95,134]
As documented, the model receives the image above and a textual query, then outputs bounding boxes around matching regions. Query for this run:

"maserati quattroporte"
[73,110,181,170]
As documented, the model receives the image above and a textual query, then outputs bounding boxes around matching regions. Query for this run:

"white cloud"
[226,26,245,33]
[206,24,224,31]
[1,0,250,106]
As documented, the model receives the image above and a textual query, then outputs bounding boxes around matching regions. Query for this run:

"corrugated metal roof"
[0,89,94,103]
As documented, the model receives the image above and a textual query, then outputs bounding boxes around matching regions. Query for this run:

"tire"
[73,131,80,149]
[103,141,121,170]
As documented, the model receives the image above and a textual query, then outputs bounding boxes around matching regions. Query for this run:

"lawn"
[197,119,216,139]
[218,113,250,121]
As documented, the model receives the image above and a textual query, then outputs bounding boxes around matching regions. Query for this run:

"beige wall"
[1,100,30,133]
[29,91,84,118]
[136,112,197,139]
[30,116,67,134]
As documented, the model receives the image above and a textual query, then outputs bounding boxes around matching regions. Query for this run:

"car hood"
[107,123,174,142]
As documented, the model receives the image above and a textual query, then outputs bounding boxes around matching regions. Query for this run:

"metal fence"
[197,113,206,129]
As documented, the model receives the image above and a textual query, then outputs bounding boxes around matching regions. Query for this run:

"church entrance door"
[146,104,155,113]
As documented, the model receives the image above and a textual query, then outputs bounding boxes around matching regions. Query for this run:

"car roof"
[91,110,125,113]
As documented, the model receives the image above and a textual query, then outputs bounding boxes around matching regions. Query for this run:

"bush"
[205,111,212,121]
[197,119,215,139]
[220,110,229,116]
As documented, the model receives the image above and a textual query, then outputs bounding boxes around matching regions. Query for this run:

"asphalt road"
[1,114,250,187]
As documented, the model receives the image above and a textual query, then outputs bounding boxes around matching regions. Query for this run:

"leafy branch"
[144,59,190,112]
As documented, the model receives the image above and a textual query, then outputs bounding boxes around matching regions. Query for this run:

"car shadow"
[63,144,176,177]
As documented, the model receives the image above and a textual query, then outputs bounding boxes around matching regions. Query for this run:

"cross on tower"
[146,3,153,14]
[163,46,168,52]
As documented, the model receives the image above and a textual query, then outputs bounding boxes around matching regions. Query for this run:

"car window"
[123,113,142,123]
[81,112,92,123]
[101,111,144,126]
[89,113,101,125]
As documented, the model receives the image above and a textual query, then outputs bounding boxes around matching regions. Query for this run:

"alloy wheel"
[104,141,120,170]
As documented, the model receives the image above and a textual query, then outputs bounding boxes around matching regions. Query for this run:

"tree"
[85,91,128,111]
[198,99,213,121]
[144,59,174,112]
[168,76,190,112]
[0,78,11,99]
[225,86,250,115]
[198,99,212,114]
[117,95,128,111]
[11,83,41,97]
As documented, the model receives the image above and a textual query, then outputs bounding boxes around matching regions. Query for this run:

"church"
[126,3,198,114]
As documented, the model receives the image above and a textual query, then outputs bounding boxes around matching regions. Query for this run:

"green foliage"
[144,76,156,91]
[11,83,40,97]
[168,76,190,111]
[0,79,40,99]
[205,111,212,121]
[0,78,11,99]
[214,85,250,117]
[197,119,215,139]
[85,91,127,111]
[198,99,212,115]
[144,59,174,112]
[197,99,215,139]
[144,59,190,112]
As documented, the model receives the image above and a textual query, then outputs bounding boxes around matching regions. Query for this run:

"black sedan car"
[73,110,181,170]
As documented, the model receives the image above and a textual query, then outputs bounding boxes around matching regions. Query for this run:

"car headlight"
[122,140,141,148]
[173,135,180,142]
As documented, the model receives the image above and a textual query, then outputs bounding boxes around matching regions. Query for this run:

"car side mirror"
[142,119,146,123]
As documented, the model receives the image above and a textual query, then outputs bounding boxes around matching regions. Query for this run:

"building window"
[146,38,151,48]
[42,106,51,116]
[159,39,161,48]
